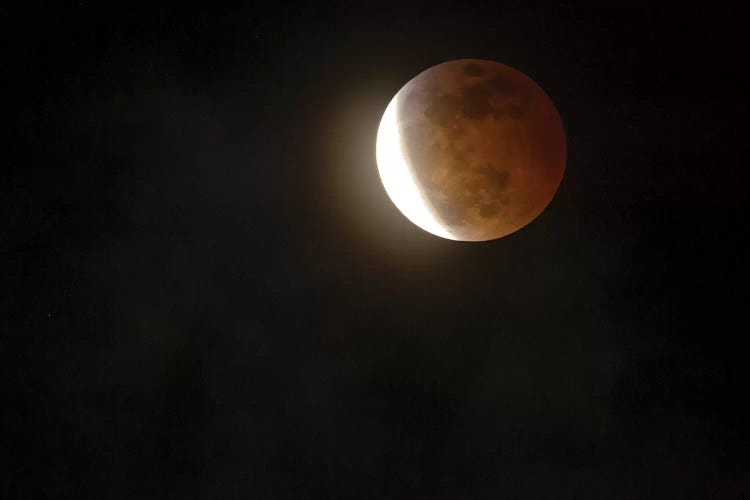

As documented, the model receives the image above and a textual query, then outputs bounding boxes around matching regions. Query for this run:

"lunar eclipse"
[10,5,746,497]
[377,59,566,241]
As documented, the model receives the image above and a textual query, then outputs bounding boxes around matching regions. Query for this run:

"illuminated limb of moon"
[376,93,455,240]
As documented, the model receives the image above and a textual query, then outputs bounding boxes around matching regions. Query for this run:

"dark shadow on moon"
[463,62,486,77]
[397,61,521,238]
[393,58,565,241]
[420,76,527,125]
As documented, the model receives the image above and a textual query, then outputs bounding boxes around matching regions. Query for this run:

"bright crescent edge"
[375,93,456,240]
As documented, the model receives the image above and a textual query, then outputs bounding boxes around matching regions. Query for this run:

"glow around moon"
[376,59,566,241]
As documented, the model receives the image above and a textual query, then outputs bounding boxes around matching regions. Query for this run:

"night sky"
[5,4,750,498]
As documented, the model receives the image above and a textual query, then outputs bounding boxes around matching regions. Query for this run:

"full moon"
[376,59,566,241]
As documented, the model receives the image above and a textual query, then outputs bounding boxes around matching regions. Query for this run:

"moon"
[376,59,566,241]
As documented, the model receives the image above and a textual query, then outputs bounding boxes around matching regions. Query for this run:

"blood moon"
[376,59,566,241]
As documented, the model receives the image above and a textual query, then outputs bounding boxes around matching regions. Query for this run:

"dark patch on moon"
[463,63,485,77]
[461,75,528,120]
[422,96,459,127]
[419,163,512,230]
[479,202,500,218]
[479,164,511,192]
[421,73,527,127]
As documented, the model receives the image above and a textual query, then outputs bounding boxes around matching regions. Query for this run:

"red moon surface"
[376,59,566,241]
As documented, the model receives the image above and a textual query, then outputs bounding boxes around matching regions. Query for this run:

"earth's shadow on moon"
[394,59,566,241]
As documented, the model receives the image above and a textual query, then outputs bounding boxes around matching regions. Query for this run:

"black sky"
[5,4,750,498]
